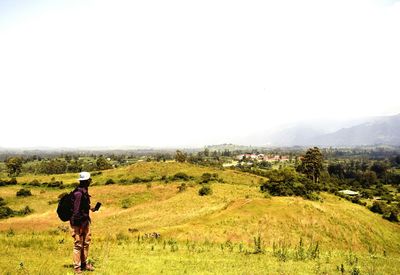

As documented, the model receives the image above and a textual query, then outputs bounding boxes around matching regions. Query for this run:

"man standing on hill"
[70,172,95,274]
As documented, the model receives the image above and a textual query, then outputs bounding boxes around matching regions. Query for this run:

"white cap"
[78,171,91,181]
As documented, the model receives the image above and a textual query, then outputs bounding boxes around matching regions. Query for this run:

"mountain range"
[259,113,400,147]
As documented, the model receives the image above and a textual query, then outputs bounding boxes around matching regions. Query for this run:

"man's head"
[78,171,92,187]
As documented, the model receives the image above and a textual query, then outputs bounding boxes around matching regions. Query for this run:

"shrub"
[121,198,133,209]
[91,171,102,176]
[350,196,367,206]
[105,178,115,185]
[177,183,187,193]
[46,181,64,188]
[384,209,399,222]
[172,172,190,181]
[0,178,17,186]
[260,168,318,199]
[119,178,128,184]
[304,192,322,201]
[200,173,219,184]
[131,177,152,184]
[16,188,32,197]
[370,201,388,214]
[29,179,41,187]
[0,206,14,219]
[0,197,6,207]
[18,206,33,216]
[200,173,212,183]
[0,203,33,219]
[199,185,213,196]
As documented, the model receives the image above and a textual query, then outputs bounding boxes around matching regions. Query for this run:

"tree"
[5,157,23,177]
[297,147,323,183]
[357,171,377,188]
[260,167,318,197]
[370,162,388,179]
[327,163,345,179]
[96,156,112,170]
[175,150,186,163]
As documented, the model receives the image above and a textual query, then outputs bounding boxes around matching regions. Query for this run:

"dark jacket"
[70,186,91,227]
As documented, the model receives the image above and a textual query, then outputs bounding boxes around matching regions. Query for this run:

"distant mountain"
[263,126,326,146]
[242,117,375,147]
[310,114,400,147]
[252,114,400,147]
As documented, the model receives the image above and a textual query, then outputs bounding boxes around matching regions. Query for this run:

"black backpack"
[57,189,79,222]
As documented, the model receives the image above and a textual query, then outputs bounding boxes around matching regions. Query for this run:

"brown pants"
[71,225,91,269]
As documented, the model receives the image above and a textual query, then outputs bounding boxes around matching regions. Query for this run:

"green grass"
[1,162,400,274]
[1,232,399,274]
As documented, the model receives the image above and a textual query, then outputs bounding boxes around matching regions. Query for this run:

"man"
[70,171,95,274]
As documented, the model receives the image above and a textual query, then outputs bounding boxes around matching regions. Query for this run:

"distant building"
[237,154,290,162]
[338,190,360,196]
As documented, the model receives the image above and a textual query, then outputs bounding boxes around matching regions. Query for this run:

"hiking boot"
[82,263,95,271]
[74,267,82,274]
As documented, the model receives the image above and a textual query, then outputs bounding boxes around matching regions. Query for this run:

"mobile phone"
[94,202,101,211]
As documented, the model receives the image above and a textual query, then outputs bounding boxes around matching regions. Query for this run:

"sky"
[0,0,399,148]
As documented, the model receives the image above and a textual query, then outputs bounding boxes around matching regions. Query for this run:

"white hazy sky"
[1,0,399,148]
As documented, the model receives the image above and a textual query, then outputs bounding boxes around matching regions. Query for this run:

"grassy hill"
[1,162,400,274]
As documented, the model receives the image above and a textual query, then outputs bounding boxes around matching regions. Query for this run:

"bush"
[121,198,132,209]
[200,173,219,184]
[0,178,17,186]
[46,181,64,188]
[17,206,33,216]
[91,171,102,176]
[0,206,14,219]
[199,185,213,196]
[370,201,388,214]
[0,197,6,207]
[385,209,399,222]
[29,179,41,187]
[172,172,190,181]
[105,178,115,185]
[304,192,322,201]
[131,177,152,184]
[260,168,319,199]
[0,204,33,219]
[351,196,367,206]
[200,173,212,183]
[177,183,187,193]
[16,188,32,197]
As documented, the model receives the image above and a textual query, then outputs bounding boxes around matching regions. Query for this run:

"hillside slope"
[1,162,399,254]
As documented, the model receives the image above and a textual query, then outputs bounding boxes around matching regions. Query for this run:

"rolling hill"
[1,162,399,274]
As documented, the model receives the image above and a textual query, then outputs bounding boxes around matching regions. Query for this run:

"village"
[237,153,290,162]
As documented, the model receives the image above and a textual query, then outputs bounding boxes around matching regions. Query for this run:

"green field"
[1,162,400,274]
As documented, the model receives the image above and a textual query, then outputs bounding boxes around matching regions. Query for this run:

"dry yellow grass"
[1,162,400,274]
